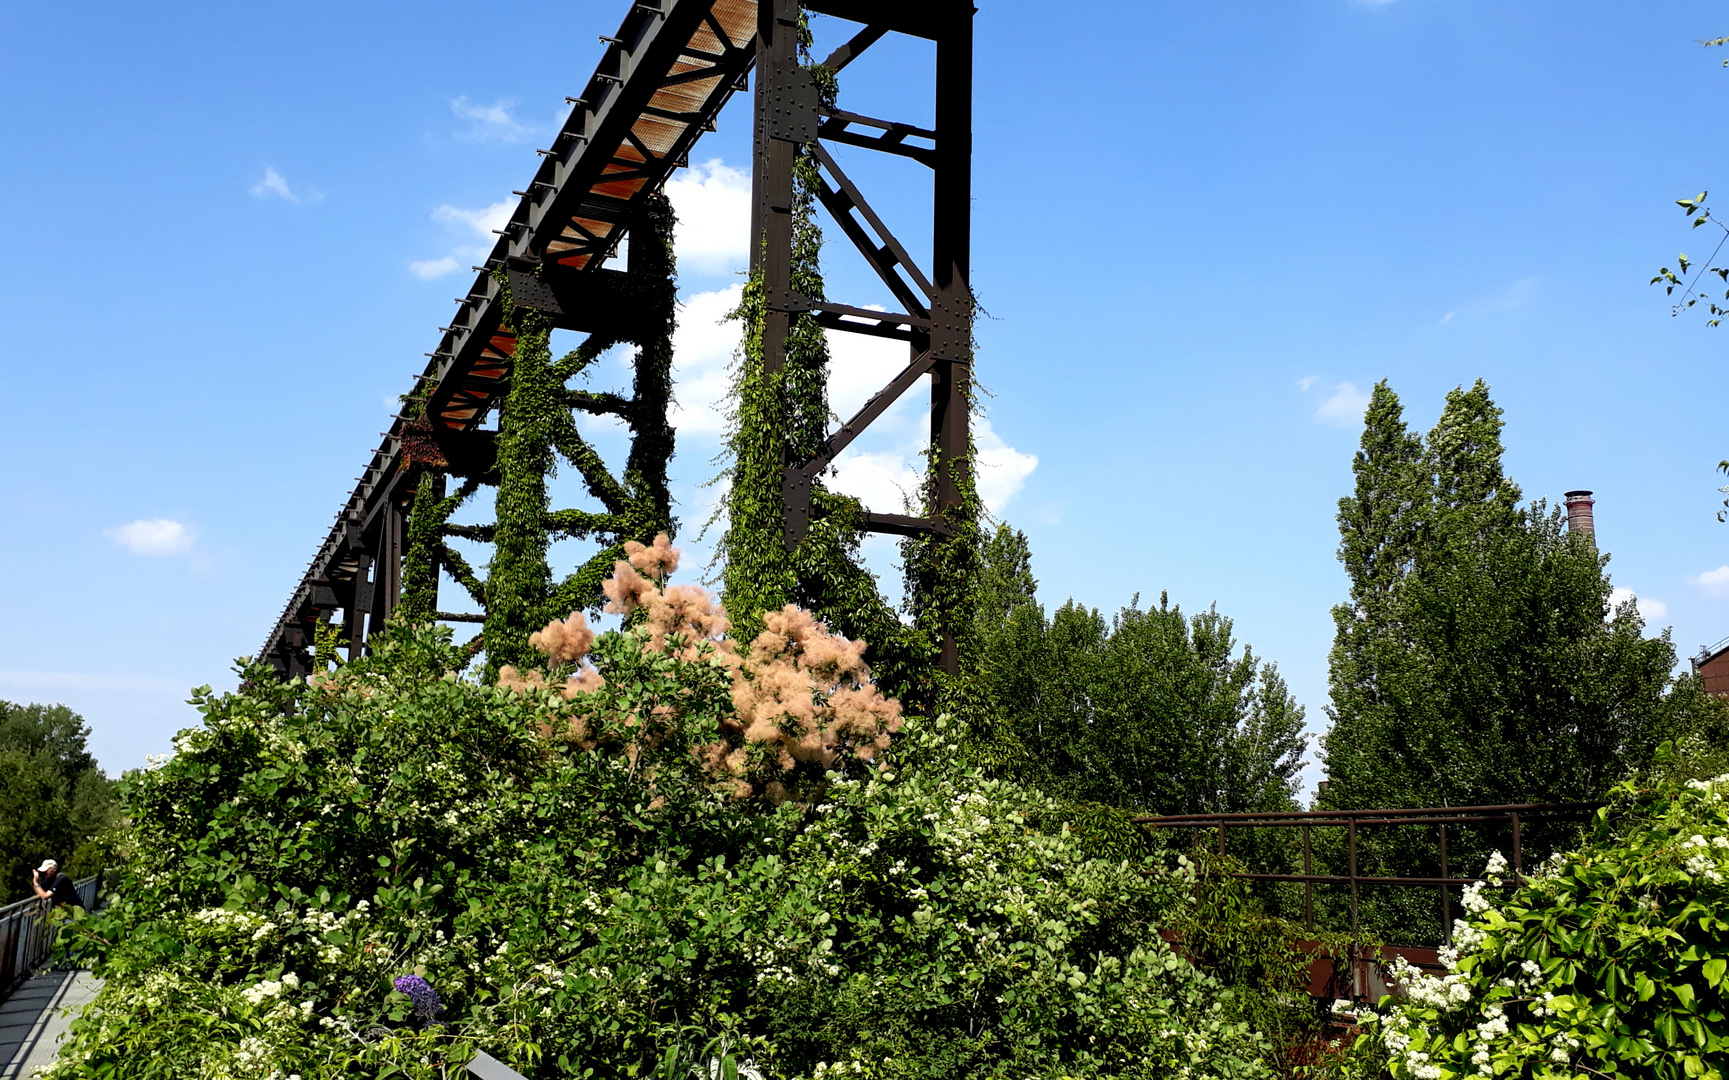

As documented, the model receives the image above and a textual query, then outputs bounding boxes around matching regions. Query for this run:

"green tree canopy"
[1317,381,1727,941]
[1321,380,1723,816]
[0,700,117,904]
[977,525,1306,818]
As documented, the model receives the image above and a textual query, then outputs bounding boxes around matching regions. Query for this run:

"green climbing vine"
[390,195,681,677]
[714,21,981,718]
[718,30,896,651]
[482,303,561,673]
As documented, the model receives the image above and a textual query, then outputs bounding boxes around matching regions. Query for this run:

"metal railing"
[0,875,100,1003]
[1133,803,1598,937]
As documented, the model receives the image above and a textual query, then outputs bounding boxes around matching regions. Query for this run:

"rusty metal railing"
[1132,803,1598,938]
[0,875,100,1003]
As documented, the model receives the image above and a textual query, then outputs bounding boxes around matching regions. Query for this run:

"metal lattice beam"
[258,0,760,676]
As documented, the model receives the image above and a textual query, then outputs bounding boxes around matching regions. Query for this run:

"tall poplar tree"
[1317,381,1727,937]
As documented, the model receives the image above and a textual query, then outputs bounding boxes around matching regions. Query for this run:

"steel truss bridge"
[258,0,976,677]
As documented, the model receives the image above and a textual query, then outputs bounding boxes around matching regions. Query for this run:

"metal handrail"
[1137,803,1597,938]
[0,874,100,1004]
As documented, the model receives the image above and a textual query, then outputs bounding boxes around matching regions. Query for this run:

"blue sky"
[3,0,1728,782]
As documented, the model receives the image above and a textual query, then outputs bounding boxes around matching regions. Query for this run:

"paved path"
[0,971,101,1079]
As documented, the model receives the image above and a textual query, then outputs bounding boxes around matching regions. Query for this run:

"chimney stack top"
[1564,490,1596,548]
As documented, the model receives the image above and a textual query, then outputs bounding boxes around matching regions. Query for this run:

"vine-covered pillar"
[397,470,446,623]
[721,0,979,703]
[921,2,978,678]
[720,0,817,640]
[620,195,678,543]
[482,309,557,675]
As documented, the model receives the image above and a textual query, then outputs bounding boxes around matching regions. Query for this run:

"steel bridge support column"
[747,0,978,677]
[751,0,800,381]
[927,4,974,676]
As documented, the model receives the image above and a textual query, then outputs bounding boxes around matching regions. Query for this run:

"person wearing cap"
[29,860,83,911]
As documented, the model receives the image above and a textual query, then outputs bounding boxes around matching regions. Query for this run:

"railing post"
[1217,822,1225,857]
[1303,824,1314,932]
[1347,816,1359,935]
[1510,812,1522,879]
[1438,824,1451,945]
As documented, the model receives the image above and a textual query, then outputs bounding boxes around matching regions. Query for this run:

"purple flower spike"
[393,974,444,1022]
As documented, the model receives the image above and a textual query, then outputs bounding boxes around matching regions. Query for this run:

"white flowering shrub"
[47,585,1273,1079]
[1347,745,1729,1080]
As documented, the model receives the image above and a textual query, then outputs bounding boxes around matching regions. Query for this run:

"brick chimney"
[1564,490,1596,548]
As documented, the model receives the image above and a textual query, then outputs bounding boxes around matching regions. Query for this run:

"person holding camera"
[30,859,83,912]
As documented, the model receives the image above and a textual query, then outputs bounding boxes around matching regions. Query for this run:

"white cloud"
[826,420,1036,520]
[664,159,751,275]
[668,297,1037,517]
[827,317,910,418]
[410,199,515,278]
[821,328,1036,517]
[105,519,195,557]
[829,451,922,514]
[1692,566,1729,599]
[974,417,1039,514]
[450,96,534,142]
[1312,381,1372,427]
[432,200,515,237]
[669,284,745,437]
[249,166,319,204]
[409,255,461,279]
[1297,375,1318,392]
[1609,586,1668,623]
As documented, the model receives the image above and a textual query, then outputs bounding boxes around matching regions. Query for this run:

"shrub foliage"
[48,549,1273,1080]
[1351,742,1729,1080]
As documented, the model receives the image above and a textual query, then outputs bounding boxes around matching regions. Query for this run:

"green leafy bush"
[49,565,1275,1080]
[1348,741,1729,1080]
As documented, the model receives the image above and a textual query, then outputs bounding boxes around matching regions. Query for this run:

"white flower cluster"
[1481,850,1508,886]
[1436,876,1499,968]
[1380,852,1563,1077]
[1388,956,1473,1011]
[240,971,299,1006]
[234,1035,271,1068]
[1680,834,1727,884]
[171,732,198,755]
[1684,773,1729,799]
[1547,1032,1581,1063]
[1379,1017,1441,1080]
[190,907,261,932]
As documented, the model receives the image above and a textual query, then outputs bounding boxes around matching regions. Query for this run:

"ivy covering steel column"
[742,0,979,676]
[386,197,682,675]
